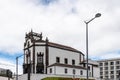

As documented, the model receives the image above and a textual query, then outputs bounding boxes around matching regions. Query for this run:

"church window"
[72,59,75,65]
[56,57,60,63]
[65,68,67,74]
[50,68,52,73]
[36,52,44,73]
[64,58,68,64]
[73,69,75,74]
[80,70,83,75]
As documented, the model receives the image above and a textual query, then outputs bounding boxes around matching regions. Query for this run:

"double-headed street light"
[84,13,101,80]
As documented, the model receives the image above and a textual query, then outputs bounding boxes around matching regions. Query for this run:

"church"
[22,30,99,80]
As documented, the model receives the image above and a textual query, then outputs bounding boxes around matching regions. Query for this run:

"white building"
[22,31,99,80]
[97,58,120,80]
[0,68,13,80]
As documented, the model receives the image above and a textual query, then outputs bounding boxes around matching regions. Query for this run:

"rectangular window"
[50,68,52,73]
[100,67,103,71]
[104,62,108,66]
[116,61,119,64]
[56,57,60,63]
[111,75,114,79]
[65,68,67,74]
[80,70,83,75]
[64,58,68,64]
[100,72,103,75]
[73,69,75,74]
[105,71,108,75]
[88,66,90,70]
[110,66,114,70]
[116,66,119,69]
[105,67,108,70]
[72,59,75,65]
[111,71,114,74]
[99,63,103,66]
[110,62,114,65]
[100,76,103,79]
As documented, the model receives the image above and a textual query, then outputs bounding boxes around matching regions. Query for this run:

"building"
[0,68,12,80]
[97,58,120,80]
[22,31,99,80]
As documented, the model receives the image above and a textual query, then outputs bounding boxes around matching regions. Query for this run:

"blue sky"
[0,0,120,74]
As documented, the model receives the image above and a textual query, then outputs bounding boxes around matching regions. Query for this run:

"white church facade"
[22,31,100,80]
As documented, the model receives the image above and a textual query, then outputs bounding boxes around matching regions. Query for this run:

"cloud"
[0,0,120,61]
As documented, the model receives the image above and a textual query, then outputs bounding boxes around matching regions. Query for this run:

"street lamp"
[84,13,101,80]
[16,53,31,80]
[16,55,23,80]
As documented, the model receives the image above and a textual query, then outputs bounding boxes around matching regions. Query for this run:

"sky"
[0,0,120,74]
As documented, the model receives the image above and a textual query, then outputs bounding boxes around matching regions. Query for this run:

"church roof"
[48,42,84,55]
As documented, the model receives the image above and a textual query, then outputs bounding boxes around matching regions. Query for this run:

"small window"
[56,57,60,63]
[100,72,103,75]
[72,59,75,65]
[64,58,68,64]
[100,76,103,79]
[73,69,75,74]
[65,68,67,74]
[88,66,90,70]
[80,70,83,75]
[110,62,114,65]
[104,62,108,66]
[110,71,114,74]
[50,68,52,73]
[116,61,119,64]
[99,63,103,66]
[100,67,103,71]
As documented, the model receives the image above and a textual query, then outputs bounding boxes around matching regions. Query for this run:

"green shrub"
[41,77,95,80]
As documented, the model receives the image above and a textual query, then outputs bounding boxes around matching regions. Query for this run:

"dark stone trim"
[92,65,93,77]
[24,44,84,55]
[33,42,35,73]
[48,63,86,70]
[80,54,81,63]
[81,62,98,67]
[24,44,45,50]
[45,38,49,74]
[83,55,85,61]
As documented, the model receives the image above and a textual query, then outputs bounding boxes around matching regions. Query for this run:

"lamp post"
[16,53,31,80]
[16,55,23,80]
[84,13,101,80]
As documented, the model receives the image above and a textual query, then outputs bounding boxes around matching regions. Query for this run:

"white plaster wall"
[49,47,81,66]
[88,60,100,79]
[0,76,13,80]
[93,67,100,78]
[47,66,86,77]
